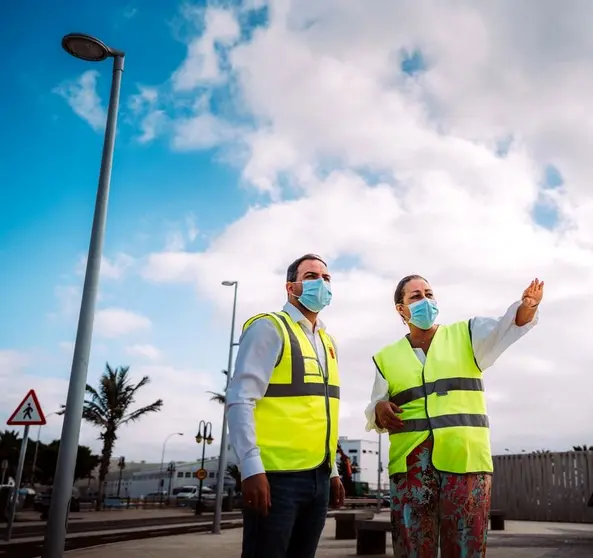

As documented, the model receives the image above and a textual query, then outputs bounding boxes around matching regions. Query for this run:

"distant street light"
[116,456,126,497]
[213,280,239,534]
[42,32,125,558]
[166,461,176,500]
[159,432,183,505]
[31,412,60,487]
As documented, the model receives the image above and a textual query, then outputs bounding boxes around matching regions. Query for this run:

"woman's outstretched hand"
[521,278,544,308]
[516,278,544,326]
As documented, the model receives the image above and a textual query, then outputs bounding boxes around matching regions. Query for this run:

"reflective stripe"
[389,377,484,407]
[263,313,340,400]
[389,413,489,434]
[266,383,340,398]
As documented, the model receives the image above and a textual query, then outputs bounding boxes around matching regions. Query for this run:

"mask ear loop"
[396,304,409,325]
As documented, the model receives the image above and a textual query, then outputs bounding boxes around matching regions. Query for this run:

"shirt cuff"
[240,454,266,480]
[330,461,339,478]
[365,405,388,434]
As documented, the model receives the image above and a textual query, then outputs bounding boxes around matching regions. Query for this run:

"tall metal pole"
[376,432,382,512]
[212,282,238,534]
[42,53,124,558]
[5,426,30,541]
[31,424,43,488]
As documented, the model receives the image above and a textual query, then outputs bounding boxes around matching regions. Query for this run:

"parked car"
[174,485,200,506]
[37,486,81,519]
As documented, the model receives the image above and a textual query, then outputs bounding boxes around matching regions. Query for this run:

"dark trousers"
[241,466,330,558]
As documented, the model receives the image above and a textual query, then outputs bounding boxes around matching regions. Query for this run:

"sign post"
[4,390,46,542]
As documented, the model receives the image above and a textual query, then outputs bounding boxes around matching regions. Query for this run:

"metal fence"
[491,451,593,523]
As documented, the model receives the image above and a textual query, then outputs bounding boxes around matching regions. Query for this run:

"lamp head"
[61,33,112,62]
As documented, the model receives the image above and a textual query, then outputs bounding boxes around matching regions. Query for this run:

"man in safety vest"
[227,253,345,558]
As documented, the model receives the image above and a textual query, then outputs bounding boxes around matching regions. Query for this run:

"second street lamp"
[43,32,125,558]
[159,432,183,505]
[195,420,213,515]
[212,280,239,534]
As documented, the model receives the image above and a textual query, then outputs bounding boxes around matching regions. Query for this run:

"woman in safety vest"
[366,275,543,557]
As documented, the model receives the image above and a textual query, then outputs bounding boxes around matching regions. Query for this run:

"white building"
[101,445,240,499]
[338,436,389,492]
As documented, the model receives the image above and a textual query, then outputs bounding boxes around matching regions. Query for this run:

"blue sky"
[1,1,253,355]
[0,1,266,459]
[1,0,590,460]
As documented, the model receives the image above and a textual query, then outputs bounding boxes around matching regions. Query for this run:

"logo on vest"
[328,347,335,359]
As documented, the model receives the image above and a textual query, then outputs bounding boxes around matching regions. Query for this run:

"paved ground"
[66,520,593,557]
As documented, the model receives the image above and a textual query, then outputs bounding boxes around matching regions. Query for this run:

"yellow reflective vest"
[373,321,493,476]
[243,311,340,472]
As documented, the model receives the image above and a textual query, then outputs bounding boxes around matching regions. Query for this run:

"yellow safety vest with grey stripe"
[374,321,493,476]
[243,311,340,473]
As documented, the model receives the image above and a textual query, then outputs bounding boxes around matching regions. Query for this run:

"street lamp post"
[212,281,239,534]
[159,432,183,505]
[31,412,59,487]
[166,461,176,501]
[116,456,126,497]
[42,33,125,558]
[194,421,213,515]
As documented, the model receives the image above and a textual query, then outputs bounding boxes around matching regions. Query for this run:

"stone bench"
[334,510,374,540]
[489,509,505,531]
[355,518,391,555]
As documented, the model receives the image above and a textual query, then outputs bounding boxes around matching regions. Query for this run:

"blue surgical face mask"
[295,278,332,313]
[407,298,439,330]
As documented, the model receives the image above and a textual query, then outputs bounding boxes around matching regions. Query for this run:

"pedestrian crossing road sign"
[7,390,47,426]
[196,468,207,480]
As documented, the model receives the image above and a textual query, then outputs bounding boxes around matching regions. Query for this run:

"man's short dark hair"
[286,254,327,282]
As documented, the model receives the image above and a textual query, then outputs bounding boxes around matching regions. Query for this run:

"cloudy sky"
[2,0,592,465]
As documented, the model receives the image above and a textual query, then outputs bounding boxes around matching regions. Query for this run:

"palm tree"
[67,364,163,508]
[208,392,226,404]
[207,369,228,404]
[573,445,592,451]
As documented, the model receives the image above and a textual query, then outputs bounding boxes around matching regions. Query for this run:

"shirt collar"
[282,301,326,332]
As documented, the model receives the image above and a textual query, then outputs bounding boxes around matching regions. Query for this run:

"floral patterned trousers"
[389,438,492,558]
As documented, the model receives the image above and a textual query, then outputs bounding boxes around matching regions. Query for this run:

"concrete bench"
[343,498,379,509]
[489,509,505,531]
[334,511,374,540]
[355,518,391,555]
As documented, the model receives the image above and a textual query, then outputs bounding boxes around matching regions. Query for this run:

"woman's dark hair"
[394,274,428,305]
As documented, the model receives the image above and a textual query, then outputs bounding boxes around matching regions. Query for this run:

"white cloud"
[53,70,106,131]
[0,349,224,463]
[171,8,241,91]
[140,0,593,454]
[125,344,161,361]
[76,253,135,280]
[128,86,167,143]
[172,112,236,151]
[95,308,151,338]
[0,351,67,437]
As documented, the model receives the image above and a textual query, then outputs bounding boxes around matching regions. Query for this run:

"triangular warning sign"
[7,390,47,426]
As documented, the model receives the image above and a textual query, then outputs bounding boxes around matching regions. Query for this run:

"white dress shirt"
[227,301,340,480]
[364,300,539,432]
